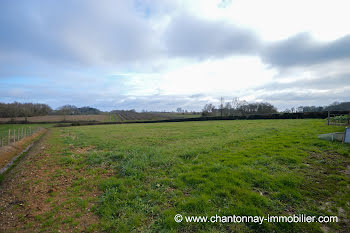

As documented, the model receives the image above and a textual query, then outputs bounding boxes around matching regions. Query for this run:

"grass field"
[0,124,53,137]
[0,119,349,232]
[0,112,201,123]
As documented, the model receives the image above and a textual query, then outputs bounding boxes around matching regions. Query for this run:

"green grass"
[0,124,53,137]
[39,120,350,232]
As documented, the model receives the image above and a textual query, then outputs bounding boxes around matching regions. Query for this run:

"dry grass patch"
[0,129,47,169]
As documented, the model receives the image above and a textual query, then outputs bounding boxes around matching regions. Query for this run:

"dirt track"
[0,131,50,232]
[0,129,46,170]
[0,129,102,232]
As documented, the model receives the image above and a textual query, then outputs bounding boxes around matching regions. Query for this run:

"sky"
[1,0,350,111]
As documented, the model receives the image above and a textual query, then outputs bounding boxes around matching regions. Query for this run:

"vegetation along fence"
[327,111,350,126]
[0,127,43,148]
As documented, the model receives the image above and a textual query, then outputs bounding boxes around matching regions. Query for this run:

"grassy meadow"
[1,119,349,232]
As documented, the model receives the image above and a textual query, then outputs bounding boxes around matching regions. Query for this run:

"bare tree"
[202,104,216,116]
[224,102,232,116]
[58,105,77,121]
[0,102,52,118]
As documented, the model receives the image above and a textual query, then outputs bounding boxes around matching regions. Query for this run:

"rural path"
[0,129,46,171]
[0,131,53,232]
[0,129,101,232]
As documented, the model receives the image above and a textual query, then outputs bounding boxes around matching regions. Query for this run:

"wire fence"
[0,127,43,148]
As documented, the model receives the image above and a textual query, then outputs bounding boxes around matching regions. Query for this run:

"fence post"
[1,136,3,147]
[327,111,330,125]
[18,128,20,141]
[8,129,10,145]
[13,129,16,143]
[21,128,23,138]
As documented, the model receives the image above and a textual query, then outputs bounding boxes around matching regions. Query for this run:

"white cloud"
[110,56,276,98]
[179,0,350,41]
[1,0,350,111]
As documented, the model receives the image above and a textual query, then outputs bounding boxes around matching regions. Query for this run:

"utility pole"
[220,97,224,117]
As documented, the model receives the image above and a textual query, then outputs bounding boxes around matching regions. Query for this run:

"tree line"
[0,100,349,118]
[202,98,278,116]
[284,101,350,113]
[0,103,101,118]
[54,105,101,115]
[0,102,52,118]
[202,98,350,116]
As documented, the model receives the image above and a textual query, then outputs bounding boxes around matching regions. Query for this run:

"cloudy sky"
[1,0,350,111]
